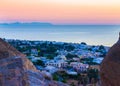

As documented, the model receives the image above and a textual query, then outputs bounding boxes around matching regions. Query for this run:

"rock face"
[0,38,68,86]
[100,34,120,86]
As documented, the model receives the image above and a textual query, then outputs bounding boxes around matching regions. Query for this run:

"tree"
[87,69,99,84]
[46,54,54,59]
[33,60,44,66]
[62,79,67,83]
[81,42,87,45]
[99,45,105,50]
[70,82,75,86]
[66,53,78,59]
[53,74,59,81]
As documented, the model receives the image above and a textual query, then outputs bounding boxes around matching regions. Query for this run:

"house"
[54,55,67,61]
[45,55,68,68]
[44,66,58,74]
[40,57,48,63]
[45,60,68,68]
[70,62,89,72]
[31,49,38,56]
[89,65,100,71]
[66,71,77,75]
[93,57,104,64]
[72,57,80,62]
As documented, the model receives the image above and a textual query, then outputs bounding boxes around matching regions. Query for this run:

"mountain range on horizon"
[0,22,120,26]
[0,22,53,27]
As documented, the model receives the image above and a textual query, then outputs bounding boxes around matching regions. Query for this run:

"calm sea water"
[0,25,120,46]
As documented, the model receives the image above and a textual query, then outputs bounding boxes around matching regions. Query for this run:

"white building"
[44,66,58,74]
[54,55,67,61]
[70,62,89,72]
[31,49,38,56]
[67,71,77,75]
[45,60,68,68]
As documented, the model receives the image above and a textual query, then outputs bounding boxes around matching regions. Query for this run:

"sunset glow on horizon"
[0,0,120,24]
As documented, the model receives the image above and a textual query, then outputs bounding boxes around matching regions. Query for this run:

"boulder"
[100,33,120,86]
[0,38,68,86]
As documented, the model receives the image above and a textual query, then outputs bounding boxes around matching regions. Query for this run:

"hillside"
[0,38,68,86]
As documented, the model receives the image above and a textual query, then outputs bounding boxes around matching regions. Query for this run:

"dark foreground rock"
[100,34,120,86]
[0,38,68,86]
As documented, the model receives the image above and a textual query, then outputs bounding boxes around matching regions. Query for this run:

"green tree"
[87,69,99,84]
[66,53,78,59]
[53,74,59,81]
[33,60,44,66]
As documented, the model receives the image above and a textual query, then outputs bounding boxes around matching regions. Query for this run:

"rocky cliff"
[100,34,120,86]
[0,38,68,86]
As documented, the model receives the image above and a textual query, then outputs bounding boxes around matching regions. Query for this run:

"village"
[5,39,109,86]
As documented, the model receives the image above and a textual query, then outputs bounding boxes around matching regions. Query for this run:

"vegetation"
[66,53,78,59]
[87,69,99,83]
[33,60,45,66]
[53,74,59,81]
[80,58,99,65]
[81,42,87,45]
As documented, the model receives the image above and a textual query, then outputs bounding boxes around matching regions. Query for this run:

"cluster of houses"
[5,39,109,75]
[70,62,89,72]
[29,54,95,75]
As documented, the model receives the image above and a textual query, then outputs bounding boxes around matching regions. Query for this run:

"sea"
[0,25,120,46]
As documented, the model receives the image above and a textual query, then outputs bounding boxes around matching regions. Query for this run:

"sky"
[0,0,120,24]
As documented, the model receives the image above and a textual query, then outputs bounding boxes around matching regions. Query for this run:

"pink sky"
[0,0,120,24]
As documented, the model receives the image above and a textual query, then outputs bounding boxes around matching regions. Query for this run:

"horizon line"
[0,22,120,26]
